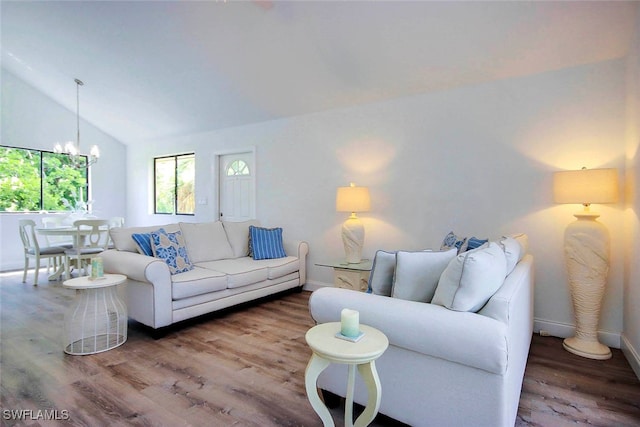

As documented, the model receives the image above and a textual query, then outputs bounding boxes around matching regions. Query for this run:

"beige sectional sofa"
[102,220,308,330]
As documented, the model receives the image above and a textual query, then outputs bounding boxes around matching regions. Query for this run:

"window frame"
[153,152,195,216]
[0,145,89,213]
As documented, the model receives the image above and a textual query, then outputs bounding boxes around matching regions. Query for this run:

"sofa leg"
[150,327,170,340]
[320,389,341,409]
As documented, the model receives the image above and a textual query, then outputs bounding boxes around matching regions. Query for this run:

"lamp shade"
[336,183,370,213]
[553,168,618,205]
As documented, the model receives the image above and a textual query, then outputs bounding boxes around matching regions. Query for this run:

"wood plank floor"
[1,270,639,426]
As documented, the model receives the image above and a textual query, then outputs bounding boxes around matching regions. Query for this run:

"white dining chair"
[41,216,74,273]
[64,219,111,278]
[18,219,67,285]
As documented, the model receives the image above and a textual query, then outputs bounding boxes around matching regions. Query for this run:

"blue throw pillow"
[440,231,467,253]
[131,232,154,257]
[150,228,194,274]
[249,225,287,260]
[466,236,489,251]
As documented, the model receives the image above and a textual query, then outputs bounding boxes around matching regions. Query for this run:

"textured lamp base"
[563,212,612,361]
[563,337,611,360]
[342,216,364,264]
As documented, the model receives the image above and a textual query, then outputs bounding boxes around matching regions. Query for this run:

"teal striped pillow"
[249,226,286,260]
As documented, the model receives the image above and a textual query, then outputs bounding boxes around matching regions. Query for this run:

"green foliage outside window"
[0,146,88,212]
[154,153,195,215]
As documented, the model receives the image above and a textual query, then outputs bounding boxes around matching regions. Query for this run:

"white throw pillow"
[179,221,234,263]
[499,236,523,275]
[432,242,507,312]
[509,233,529,254]
[222,220,261,258]
[368,250,396,296]
[391,249,457,302]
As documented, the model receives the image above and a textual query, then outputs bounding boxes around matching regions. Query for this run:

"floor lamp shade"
[553,167,618,360]
[336,183,370,264]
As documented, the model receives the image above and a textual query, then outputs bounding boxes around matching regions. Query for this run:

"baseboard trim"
[621,334,640,380]
[534,318,621,349]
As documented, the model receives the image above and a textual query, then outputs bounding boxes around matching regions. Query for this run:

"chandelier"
[54,78,99,168]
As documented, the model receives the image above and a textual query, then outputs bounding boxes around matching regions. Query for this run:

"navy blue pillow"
[249,226,286,260]
[466,237,489,251]
[131,232,154,257]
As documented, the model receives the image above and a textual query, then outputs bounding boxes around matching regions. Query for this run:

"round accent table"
[62,273,127,355]
[305,322,389,427]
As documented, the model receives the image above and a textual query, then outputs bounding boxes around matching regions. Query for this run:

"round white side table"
[62,273,127,355]
[305,322,389,427]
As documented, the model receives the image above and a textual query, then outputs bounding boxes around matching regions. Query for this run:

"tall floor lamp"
[336,183,370,264]
[553,167,619,360]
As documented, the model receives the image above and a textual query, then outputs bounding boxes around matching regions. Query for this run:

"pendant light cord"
[75,78,83,150]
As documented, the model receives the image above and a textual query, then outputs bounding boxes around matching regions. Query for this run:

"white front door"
[218,152,255,222]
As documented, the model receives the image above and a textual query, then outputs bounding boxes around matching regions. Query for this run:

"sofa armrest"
[102,249,174,329]
[309,287,508,374]
[284,240,309,285]
[102,249,170,284]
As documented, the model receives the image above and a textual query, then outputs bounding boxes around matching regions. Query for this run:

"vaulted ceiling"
[2,1,638,145]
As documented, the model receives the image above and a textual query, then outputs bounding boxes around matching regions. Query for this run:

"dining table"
[36,225,107,281]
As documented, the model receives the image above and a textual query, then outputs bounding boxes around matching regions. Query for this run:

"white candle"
[341,308,360,338]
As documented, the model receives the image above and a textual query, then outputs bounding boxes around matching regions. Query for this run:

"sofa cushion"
[131,232,154,256]
[196,258,269,289]
[150,228,194,275]
[179,221,234,263]
[171,266,228,300]
[367,250,396,296]
[249,226,287,260]
[222,220,261,258]
[432,242,507,312]
[253,256,300,279]
[110,223,180,253]
[391,249,457,302]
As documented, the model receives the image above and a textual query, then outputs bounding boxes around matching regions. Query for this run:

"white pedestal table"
[62,273,127,355]
[305,322,388,427]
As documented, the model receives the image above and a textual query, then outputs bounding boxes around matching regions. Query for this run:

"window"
[226,159,250,176]
[154,153,195,215]
[0,145,88,212]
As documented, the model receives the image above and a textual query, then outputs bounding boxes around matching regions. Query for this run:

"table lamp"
[336,183,370,264]
[553,167,619,360]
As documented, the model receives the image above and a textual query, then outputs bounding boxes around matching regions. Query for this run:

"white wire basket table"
[62,273,127,355]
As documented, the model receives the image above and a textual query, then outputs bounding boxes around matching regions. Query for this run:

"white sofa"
[309,237,534,427]
[102,220,308,330]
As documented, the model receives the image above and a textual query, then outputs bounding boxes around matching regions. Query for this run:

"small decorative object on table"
[337,308,364,342]
[90,256,104,280]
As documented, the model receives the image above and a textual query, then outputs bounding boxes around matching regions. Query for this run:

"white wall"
[125,60,627,346]
[623,7,640,377]
[0,69,127,270]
